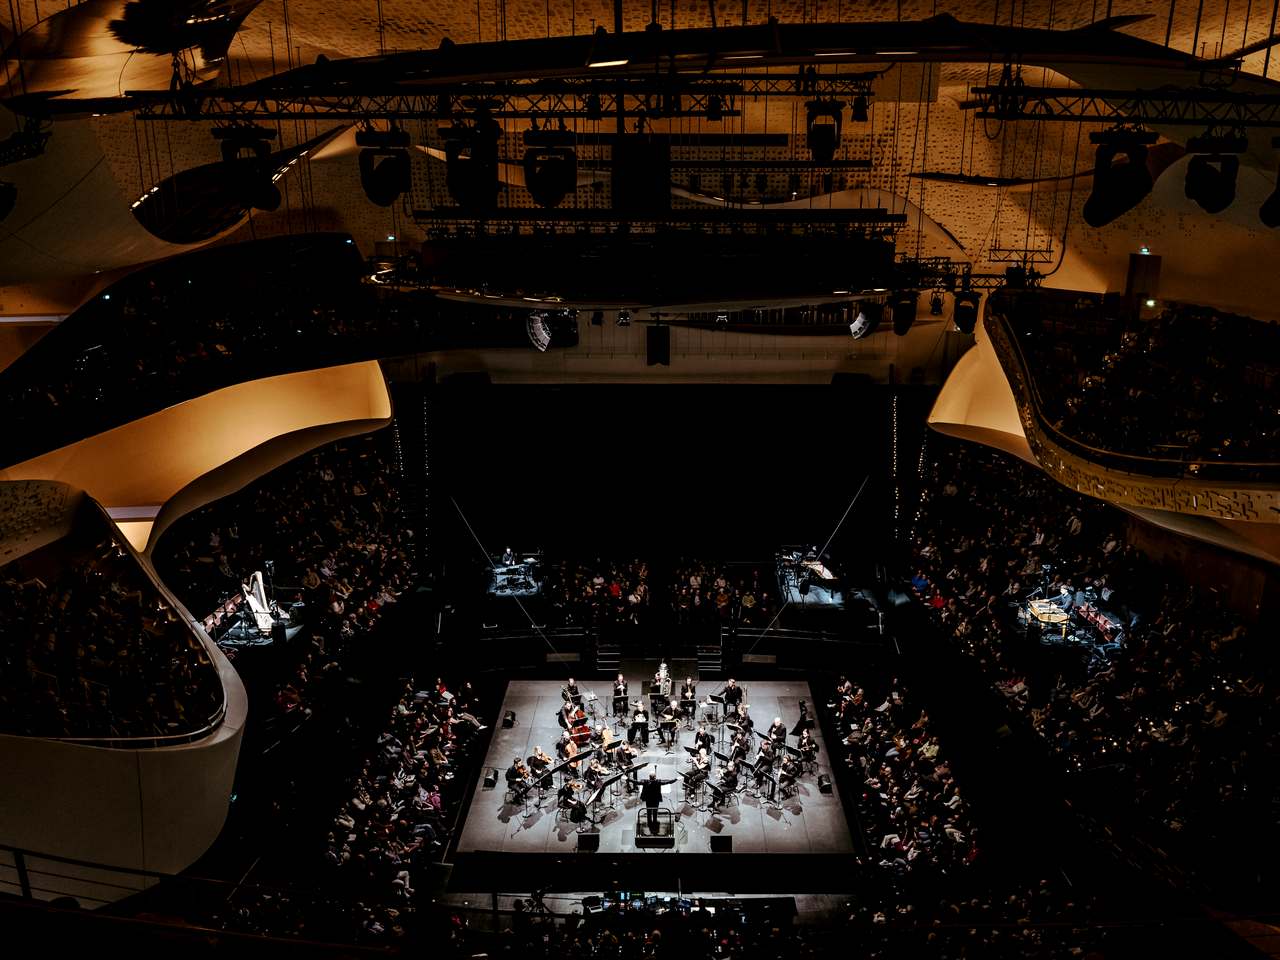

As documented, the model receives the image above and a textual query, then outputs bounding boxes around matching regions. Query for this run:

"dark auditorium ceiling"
[1,0,1279,329]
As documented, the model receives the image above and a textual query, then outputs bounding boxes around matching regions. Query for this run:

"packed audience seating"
[543,558,652,628]
[829,677,975,875]
[154,431,416,722]
[0,499,222,740]
[441,876,1110,959]
[215,676,488,944]
[670,560,777,629]
[1008,299,1280,466]
[910,436,1277,880]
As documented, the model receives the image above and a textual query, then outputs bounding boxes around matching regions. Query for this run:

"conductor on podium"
[640,771,676,832]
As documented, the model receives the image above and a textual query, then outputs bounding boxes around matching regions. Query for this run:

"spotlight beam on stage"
[745,475,869,656]
[450,495,567,669]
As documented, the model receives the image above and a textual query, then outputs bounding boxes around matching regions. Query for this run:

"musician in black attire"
[658,701,678,745]
[506,755,527,788]
[555,732,573,760]
[799,728,820,767]
[767,717,788,746]
[711,761,739,808]
[729,729,751,764]
[640,771,676,832]
[722,678,744,716]
[737,707,755,734]
[558,700,576,729]
[562,678,581,705]
[778,754,799,796]
[756,738,776,771]
[628,705,650,745]
[693,724,714,756]
[559,782,587,823]
[613,674,629,716]
[619,740,642,791]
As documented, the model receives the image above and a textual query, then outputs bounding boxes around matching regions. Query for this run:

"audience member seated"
[1011,300,1280,467]
[670,559,776,629]
[910,436,1276,885]
[0,499,222,739]
[154,432,416,721]
[543,557,651,628]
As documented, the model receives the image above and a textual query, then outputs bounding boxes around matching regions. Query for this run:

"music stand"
[659,717,677,754]
[705,693,725,724]
[612,694,629,717]
[681,697,697,731]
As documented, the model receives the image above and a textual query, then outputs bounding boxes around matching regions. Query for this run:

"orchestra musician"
[681,677,697,703]
[778,754,799,797]
[558,780,587,823]
[557,699,576,729]
[628,704,650,745]
[717,760,739,796]
[619,740,641,790]
[505,755,528,788]
[655,661,672,698]
[529,746,553,787]
[689,747,711,785]
[585,756,607,792]
[723,678,744,715]
[680,677,698,728]
[565,736,580,771]
[570,704,592,746]
[693,724,714,757]
[767,717,788,747]
[555,731,573,760]
[729,728,751,764]
[613,673,629,716]
[755,737,776,772]
[658,700,678,746]
[799,728,820,766]
[737,706,755,734]
[562,677,582,705]
[590,722,607,750]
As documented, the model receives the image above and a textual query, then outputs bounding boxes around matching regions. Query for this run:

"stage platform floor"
[455,678,855,859]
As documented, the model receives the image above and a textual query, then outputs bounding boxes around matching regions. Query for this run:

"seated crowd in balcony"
[0,500,222,739]
[154,432,416,722]
[910,437,1275,883]
[1017,301,1280,463]
[670,560,776,629]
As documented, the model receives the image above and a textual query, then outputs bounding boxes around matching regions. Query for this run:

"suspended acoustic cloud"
[130,128,339,244]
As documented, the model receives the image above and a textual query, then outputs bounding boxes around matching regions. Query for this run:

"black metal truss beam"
[124,75,873,123]
[962,84,1280,128]
[410,207,907,224]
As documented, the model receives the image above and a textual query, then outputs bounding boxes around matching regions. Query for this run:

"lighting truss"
[962,84,1280,128]
[121,74,873,123]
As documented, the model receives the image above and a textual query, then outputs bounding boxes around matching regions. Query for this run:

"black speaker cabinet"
[502,710,517,728]
[817,774,833,794]
[646,324,670,366]
[710,835,733,853]
[577,833,600,852]
[482,768,498,790]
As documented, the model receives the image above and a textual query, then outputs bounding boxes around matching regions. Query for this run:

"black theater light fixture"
[891,290,919,336]
[706,94,724,122]
[929,290,944,316]
[1262,137,1280,228]
[442,105,502,212]
[805,100,845,164]
[212,124,281,211]
[953,290,982,335]
[523,120,577,209]
[851,94,869,123]
[1184,132,1247,215]
[357,124,412,207]
[1082,128,1156,228]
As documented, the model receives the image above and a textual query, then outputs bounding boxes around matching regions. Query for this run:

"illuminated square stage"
[451,678,857,891]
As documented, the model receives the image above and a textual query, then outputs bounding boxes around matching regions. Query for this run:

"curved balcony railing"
[987,297,1280,486]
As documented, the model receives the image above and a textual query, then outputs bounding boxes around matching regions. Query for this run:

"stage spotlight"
[891,291,919,336]
[953,291,982,335]
[214,125,281,211]
[443,107,502,212]
[584,93,603,120]
[805,99,844,164]
[849,301,882,339]
[0,181,15,223]
[356,125,411,207]
[523,122,578,209]
[1184,154,1239,214]
[851,94,869,122]
[929,291,944,316]
[1083,131,1155,227]
[706,94,724,122]
[617,310,632,327]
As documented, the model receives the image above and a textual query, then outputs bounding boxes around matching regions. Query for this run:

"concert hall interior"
[3,0,1280,957]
